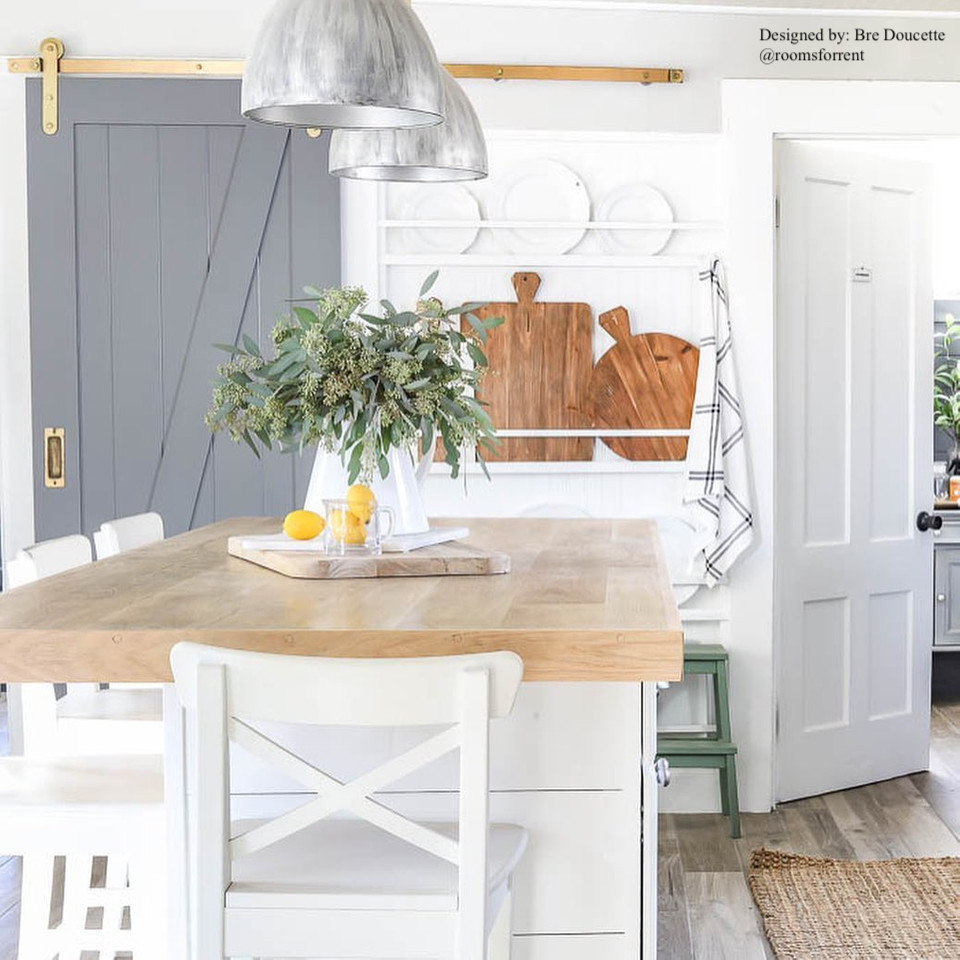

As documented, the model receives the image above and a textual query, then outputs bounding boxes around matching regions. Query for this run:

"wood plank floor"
[658,696,960,959]
[0,695,957,958]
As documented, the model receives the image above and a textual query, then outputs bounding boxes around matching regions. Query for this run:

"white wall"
[5,2,960,811]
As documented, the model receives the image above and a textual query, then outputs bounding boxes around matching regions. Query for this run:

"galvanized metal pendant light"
[242,0,445,129]
[327,70,487,181]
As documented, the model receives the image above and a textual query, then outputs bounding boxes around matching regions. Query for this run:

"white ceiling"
[607,0,960,8]
[421,0,960,13]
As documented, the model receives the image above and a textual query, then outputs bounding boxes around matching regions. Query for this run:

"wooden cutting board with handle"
[470,272,593,461]
[587,306,699,461]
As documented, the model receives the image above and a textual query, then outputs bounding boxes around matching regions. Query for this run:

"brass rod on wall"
[9,39,683,136]
[8,54,684,85]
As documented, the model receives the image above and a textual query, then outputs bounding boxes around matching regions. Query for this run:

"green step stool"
[657,643,741,839]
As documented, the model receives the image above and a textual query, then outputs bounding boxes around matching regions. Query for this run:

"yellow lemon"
[329,508,367,546]
[346,484,376,523]
[282,509,325,541]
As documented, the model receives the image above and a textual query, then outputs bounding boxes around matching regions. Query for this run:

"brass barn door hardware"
[8,38,684,136]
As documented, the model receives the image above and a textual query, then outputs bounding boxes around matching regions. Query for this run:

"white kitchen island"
[0,517,683,959]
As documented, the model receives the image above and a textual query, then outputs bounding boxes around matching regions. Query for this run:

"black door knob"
[917,511,943,532]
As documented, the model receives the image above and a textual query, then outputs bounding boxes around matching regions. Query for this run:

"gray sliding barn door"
[26,77,340,540]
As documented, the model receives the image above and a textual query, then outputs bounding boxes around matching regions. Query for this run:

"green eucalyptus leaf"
[293,306,318,327]
[240,429,261,458]
[247,381,273,398]
[419,270,439,297]
[348,441,363,474]
[466,342,488,367]
[242,333,261,356]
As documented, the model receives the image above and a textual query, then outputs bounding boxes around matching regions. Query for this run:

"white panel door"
[777,141,933,802]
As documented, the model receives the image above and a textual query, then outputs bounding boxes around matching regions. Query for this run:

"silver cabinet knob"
[654,757,671,787]
[938,594,947,603]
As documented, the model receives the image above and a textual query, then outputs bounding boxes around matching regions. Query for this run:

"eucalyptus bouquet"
[936,313,960,470]
[206,272,503,482]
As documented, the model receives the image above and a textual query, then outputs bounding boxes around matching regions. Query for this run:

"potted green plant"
[936,313,960,475]
[206,272,502,535]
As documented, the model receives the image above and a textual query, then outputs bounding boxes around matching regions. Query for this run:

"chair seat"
[58,687,163,723]
[0,755,163,856]
[0,755,163,811]
[227,819,528,911]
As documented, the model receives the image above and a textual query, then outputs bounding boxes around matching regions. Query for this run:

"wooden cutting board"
[228,536,511,580]
[471,272,593,461]
[587,306,699,461]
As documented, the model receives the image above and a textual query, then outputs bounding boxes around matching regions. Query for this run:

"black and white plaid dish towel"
[682,258,755,585]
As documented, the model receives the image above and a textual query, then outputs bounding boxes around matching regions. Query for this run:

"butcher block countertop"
[0,517,683,683]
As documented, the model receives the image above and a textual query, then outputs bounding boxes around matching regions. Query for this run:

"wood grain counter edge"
[0,627,684,683]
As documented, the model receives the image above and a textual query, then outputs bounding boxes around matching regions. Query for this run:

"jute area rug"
[748,848,960,959]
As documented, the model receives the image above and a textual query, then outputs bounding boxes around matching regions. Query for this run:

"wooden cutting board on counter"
[587,306,699,461]
[471,272,593,461]
[228,536,511,580]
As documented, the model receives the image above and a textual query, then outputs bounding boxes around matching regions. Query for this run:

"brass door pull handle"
[44,427,65,488]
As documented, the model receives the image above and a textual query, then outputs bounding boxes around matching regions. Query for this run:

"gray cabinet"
[934,545,960,647]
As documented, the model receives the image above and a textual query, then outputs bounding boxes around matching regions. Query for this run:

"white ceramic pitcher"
[303,443,433,536]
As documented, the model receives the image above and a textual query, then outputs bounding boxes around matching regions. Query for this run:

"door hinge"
[775,196,781,229]
[39,37,64,136]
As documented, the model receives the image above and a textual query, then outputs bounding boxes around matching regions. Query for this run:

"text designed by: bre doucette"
[757,26,946,64]
[760,28,946,44]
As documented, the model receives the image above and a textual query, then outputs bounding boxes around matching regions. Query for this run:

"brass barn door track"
[8,38,685,136]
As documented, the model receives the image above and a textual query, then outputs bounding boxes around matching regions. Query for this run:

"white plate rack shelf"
[361,131,726,485]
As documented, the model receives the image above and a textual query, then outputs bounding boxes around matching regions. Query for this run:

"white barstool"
[6,534,162,757]
[93,512,165,560]
[3,535,167,956]
[171,643,528,960]
[0,754,165,958]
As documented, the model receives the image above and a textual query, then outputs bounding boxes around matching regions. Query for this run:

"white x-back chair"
[93,511,165,560]
[6,533,162,756]
[171,642,528,960]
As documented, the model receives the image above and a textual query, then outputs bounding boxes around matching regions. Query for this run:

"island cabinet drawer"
[228,788,640,940]
[215,682,642,795]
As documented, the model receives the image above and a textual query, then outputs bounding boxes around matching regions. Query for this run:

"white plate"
[596,183,674,255]
[491,159,590,254]
[395,184,481,254]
